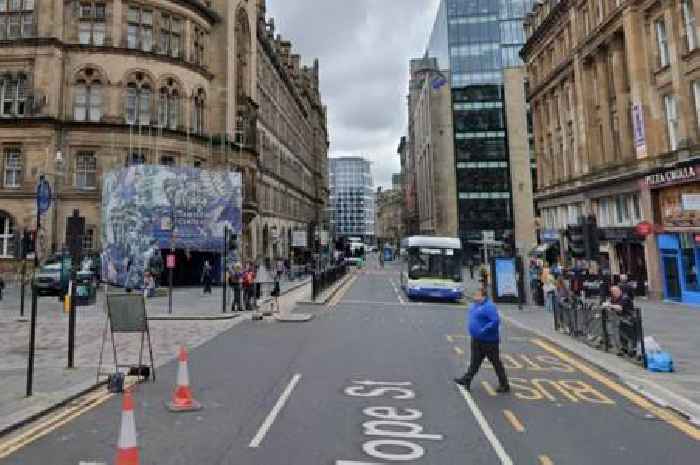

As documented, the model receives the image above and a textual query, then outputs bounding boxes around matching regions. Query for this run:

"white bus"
[399,236,463,301]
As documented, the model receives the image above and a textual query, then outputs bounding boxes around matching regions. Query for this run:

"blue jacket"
[467,298,500,343]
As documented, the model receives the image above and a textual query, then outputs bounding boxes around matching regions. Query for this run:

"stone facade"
[375,187,404,248]
[408,57,458,238]
[522,0,700,300]
[0,0,328,269]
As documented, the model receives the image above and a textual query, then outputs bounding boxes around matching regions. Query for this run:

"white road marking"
[456,385,514,465]
[249,373,302,448]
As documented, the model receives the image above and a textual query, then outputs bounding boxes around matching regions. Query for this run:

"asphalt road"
[1,260,699,464]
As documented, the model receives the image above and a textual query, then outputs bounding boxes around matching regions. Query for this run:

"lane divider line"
[456,385,514,465]
[532,338,700,441]
[502,409,525,433]
[249,373,302,448]
[539,454,555,465]
[481,381,497,397]
[453,346,464,356]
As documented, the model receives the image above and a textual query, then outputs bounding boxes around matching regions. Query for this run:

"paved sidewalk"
[0,277,311,435]
[463,275,700,423]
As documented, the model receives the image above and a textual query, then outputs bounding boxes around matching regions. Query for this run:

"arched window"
[157,78,180,130]
[0,73,27,117]
[73,68,103,122]
[0,211,16,258]
[125,72,152,125]
[192,88,205,135]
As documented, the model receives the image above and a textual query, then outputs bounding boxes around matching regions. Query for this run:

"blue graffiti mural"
[101,166,242,287]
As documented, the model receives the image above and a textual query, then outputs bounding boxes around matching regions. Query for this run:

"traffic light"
[583,215,600,261]
[566,224,586,259]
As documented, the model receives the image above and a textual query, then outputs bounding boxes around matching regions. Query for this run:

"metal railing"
[553,296,647,368]
[311,264,348,301]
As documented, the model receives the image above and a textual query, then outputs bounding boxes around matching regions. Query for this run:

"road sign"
[36,177,52,215]
[167,254,176,269]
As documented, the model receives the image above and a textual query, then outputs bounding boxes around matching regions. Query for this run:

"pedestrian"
[479,264,489,294]
[276,258,285,281]
[454,289,510,393]
[555,276,571,331]
[468,260,475,280]
[543,273,556,313]
[229,263,243,311]
[603,285,637,356]
[242,262,255,310]
[143,272,155,300]
[201,260,213,294]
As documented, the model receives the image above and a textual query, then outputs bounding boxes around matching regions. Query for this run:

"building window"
[127,6,153,52]
[0,0,34,40]
[125,73,152,125]
[693,80,700,130]
[0,211,16,258]
[192,89,205,135]
[0,74,27,117]
[664,94,680,150]
[127,149,146,166]
[157,79,179,130]
[3,146,21,187]
[158,13,181,58]
[75,151,97,189]
[73,80,102,122]
[656,18,670,67]
[159,154,176,166]
[193,26,205,66]
[680,233,700,291]
[79,2,105,46]
[683,0,698,52]
[632,193,642,221]
[82,227,95,252]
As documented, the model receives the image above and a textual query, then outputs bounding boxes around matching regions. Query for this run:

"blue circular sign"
[37,178,52,214]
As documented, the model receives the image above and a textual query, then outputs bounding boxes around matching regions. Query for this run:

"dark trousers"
[231,284,242,311]
[465,338,509,388]
[203,277,212,294]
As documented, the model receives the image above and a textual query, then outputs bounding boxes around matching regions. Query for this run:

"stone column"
[573,53,592,173]
[595,49,615,166]
[610,36,633,161]
[667,3,690,147]
[640,186,664,299]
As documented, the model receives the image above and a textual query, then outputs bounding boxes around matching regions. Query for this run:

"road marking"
[532,338,700,441]
[502,410,525,432]
[329,275,357,307]
[446,335,454,343]
[456,385,513,465]
[539,455,554,465]
[249,373,302,448]
[0,386,118,459]
[481,381,497,397]
[453,346,464,356]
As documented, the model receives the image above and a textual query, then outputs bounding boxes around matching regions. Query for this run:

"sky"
[266,0,442,190]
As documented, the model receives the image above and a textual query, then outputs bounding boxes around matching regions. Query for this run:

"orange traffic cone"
[115,390,139,465]
[166,346,202,412]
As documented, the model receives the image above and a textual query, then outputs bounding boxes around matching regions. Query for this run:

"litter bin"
[74,271,97,306]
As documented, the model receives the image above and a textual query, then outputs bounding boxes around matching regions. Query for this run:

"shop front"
[599,227,647,295]
[648,164,700,304]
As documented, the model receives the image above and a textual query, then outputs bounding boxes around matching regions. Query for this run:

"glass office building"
[328,157,376,243]
[427,0,534,260]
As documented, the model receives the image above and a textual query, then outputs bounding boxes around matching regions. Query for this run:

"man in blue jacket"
[454,289,510,393]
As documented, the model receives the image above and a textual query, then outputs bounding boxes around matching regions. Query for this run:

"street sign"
[36,177,51,215]
[166,254,176,269]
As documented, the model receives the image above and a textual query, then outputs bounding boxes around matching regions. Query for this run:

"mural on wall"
[101,166,243,287]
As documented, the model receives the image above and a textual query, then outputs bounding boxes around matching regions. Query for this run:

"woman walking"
[201,260,213,294]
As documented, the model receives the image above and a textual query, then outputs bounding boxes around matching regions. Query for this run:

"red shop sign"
[635,221,653,237]
[695,234,700,243]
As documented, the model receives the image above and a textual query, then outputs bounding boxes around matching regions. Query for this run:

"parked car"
[34,262,70,297]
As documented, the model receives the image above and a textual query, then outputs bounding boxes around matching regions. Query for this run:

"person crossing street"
[454,288,510,393]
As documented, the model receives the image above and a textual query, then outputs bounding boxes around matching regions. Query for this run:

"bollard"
[601,307,609,352]
[26,284,38,396]
[636,307,647,368]
[553,300,559,331]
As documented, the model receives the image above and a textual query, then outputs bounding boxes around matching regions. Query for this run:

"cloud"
[265,0,441,188]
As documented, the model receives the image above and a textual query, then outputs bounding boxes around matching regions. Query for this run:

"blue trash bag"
[646,351,674,372]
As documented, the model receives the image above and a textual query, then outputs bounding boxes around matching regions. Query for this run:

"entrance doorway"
[662,255,682,301]
[160,249,221,287]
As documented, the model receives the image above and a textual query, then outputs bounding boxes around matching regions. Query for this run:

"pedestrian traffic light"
[566,224,586,259]
[583,215,600,261]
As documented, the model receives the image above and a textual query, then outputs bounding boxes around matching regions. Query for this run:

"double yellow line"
[0,379,137,459]
[328,273,357,308]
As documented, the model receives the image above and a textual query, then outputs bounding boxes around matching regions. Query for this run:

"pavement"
[0,258,698,464]
[462,274,700,425]
[0,275,311,436]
